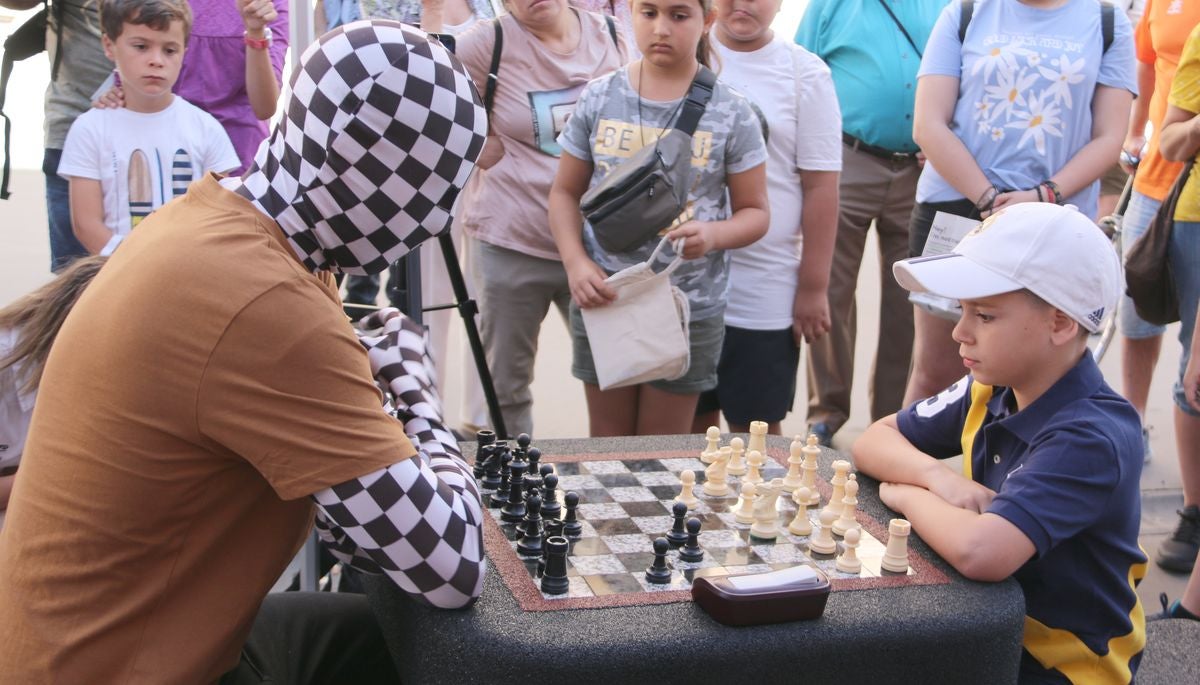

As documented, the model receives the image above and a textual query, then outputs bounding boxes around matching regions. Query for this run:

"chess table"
[364,434,1025,684]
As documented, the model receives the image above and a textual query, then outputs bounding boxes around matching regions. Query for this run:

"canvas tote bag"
[581,237,690,390]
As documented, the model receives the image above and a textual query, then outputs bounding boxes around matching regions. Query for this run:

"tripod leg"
[437,232,509,439]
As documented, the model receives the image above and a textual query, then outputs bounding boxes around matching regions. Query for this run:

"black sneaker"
[1156,505,1200,573]
[1148,592,1200,622]
[806,422,834,448]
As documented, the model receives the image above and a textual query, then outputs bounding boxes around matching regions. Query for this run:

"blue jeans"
[1118,190,1168,339]
[1171,221,1200,416]
[43,148,88,272]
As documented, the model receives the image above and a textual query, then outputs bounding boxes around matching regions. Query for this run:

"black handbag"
[579,66,716,253]
[1125,160,1193,326]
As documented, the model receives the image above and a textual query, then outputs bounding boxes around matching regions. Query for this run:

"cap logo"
[965,210,1004,238]
[1087,307,1104,326]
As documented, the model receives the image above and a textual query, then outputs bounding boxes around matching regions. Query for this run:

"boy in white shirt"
[59,0,239,256]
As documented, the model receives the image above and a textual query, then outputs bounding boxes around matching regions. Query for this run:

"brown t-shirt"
[0,175,414,683]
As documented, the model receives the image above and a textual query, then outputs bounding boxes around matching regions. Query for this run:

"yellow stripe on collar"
[959,381,993,479]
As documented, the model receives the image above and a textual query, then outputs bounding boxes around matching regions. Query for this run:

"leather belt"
[0,466,17,477]
[842,133,918,162]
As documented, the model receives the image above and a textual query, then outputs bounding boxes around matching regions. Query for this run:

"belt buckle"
[891,150,913,163]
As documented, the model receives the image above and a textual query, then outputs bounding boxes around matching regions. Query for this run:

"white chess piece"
[836,527,862,574]
[788,486,813,536]
[734,481,758,524]
[808,509,837,555]
[822,459,852,518]
[702,448,731,497]
[744,449,765,486]
[726,437,747,476]
[881,518,911,573]
[833,475,859,537]
[701,426,721,464]
[747,420,768,461]
[800,434,821,506]
[674,470,699,509]
[750,479,784,540]
[782,435,804,492]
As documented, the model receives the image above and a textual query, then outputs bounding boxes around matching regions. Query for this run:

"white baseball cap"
[893,203,1120,333]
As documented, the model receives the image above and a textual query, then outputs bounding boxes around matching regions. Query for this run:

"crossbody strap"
[673,66,716,136]
[876,0,923,59]
[483,18,502,116]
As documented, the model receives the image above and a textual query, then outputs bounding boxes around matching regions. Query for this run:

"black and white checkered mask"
[226,21,487,275]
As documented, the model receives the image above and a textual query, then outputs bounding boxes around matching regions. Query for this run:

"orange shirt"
[1132,0,1200,201]
[0,175,412,683]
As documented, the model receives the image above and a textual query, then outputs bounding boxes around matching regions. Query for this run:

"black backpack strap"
[1101,1,1114,54]
[958,0,974,44]
[51,0,64,81]
[604,14,618,48]
[673,66,717,136]
[484,18,503,117]
[1,51,15,199]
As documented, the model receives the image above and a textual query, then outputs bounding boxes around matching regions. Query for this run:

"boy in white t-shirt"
[59,0,239,256]
[694,0,842,434]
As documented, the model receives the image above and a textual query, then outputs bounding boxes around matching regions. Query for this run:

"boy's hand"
[666,220,716,259]
[565,256,616,309]
[989,188,1039,215]
[878,482,923,514]
[792,285,831,345]
[93,86,124,110]
[927,468,997,513]
[239,0,278,32]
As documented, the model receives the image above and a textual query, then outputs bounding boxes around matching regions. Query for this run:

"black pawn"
[516,433,532,452]
[678,517,704,563]
[473,430,496,479]
[645,537,673,584]
[489,451,511,507]
[527,447,542,475]
[666,501,689,548]
[562,491,583,538]
[516,494,544,557]
[500,461,528,523]
[541,536,570,595]
[540,473,562,519]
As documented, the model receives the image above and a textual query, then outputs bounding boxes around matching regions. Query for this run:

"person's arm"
[240,0,282,120]
[665,163,769,259]
[312,312,485,608]
[314,0,328,35]
[792,169,837,345]
[0,0,41,9]
[912,75,996,211]
[877,482,1037,581]
[1159,102,1200,161]
[421,0,446,33]
[0,474,14,511]
[853,413,997,513]
[548,151,616,309]
[68,178,113,254]
[993,85,1133,210]
[1122,59,1155,170]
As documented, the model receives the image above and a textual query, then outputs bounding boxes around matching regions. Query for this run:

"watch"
[244,27,272,50]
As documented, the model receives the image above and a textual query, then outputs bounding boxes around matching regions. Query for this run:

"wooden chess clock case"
[691,565,831,626]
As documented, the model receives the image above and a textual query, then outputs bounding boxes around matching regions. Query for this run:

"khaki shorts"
[1100,161,1130,197]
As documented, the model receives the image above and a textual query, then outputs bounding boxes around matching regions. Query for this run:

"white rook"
[881,518,911,573]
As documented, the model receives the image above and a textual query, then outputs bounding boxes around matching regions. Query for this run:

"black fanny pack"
[579,66,716,253]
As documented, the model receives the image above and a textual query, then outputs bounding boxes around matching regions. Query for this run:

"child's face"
[714,0,781,45]
[631,0,714,68]
[952,291,1061,391]
[102,19,186,111]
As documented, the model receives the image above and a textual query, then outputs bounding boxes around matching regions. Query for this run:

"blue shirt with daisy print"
[915,0,1136,219]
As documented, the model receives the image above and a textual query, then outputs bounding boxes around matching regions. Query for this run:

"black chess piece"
[541,536,570,595]
[516,494,545,557]
[516,433,532,452]
[561,491,582,538]
[527,447,542,476]
[540,473,562,519]
[544,518,564,540]
[666,501,689,548]
[500,461,528,523]
[645,537,672,584]
[478,444,500,490]
[678,517,704,563]
[489,451,511,508]
[473,430,496,479]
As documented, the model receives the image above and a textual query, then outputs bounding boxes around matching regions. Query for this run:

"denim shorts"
[1172,221,1200,416]
[568,302,724,394]
[1118,190,1168,339]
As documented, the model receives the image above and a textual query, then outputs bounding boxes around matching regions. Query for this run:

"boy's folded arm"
[880,483,1036,582]
[853,414,952,491]
[67,178,112,255]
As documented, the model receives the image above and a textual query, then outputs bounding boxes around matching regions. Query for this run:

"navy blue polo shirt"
[897,353,1146,684]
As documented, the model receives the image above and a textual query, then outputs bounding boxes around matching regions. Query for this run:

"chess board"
[481,447,950,612]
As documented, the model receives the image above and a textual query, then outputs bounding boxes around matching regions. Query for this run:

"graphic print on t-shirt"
[171,149,193,198]
[128,149,153,228]
[126,147,198,228]
[529,84,588,157]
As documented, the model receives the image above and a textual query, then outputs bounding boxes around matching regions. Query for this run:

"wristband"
[1035,184,1045,203]
[975,185,998,212]
[1043,180,1063,205]
[244,27,272,50]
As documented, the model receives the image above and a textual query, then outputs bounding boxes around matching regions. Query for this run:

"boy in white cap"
[853,203,1147,684]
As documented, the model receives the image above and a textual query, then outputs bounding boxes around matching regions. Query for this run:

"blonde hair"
[0,256,107,394]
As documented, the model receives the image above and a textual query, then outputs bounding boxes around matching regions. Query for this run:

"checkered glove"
[312,310,485,608]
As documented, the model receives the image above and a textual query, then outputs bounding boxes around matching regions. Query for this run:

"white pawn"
[799,434,821,506]
[726,437,747,476]
[734,481,758,525]
[836,527,862,574]
[833,475,859,537]
[702,448,731,497]
[808,509,837,555]
[822,459,852,518]
[788,486,813,536]
[744,449,765,486]
[701,426,721,464]
[881,518,911,573]
[674,470,699,509]
[749,479,784,540]
[782,435,804,492]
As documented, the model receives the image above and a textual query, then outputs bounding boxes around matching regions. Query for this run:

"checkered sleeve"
[311,312,485,608]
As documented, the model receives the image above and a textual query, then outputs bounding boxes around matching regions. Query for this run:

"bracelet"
[1042,180,1063,205]
[975,185,998,212]
[1035,184,1045,203]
